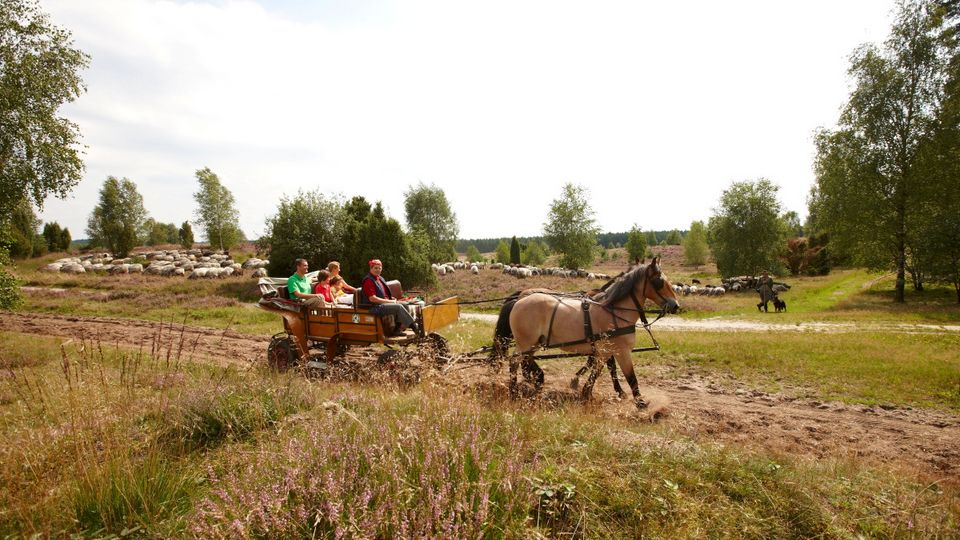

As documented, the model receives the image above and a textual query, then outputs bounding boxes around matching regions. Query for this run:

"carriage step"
[384,330,416,344]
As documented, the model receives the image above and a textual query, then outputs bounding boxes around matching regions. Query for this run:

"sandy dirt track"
[2,310,958,483]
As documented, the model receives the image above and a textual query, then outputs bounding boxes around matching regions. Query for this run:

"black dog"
[773,296,786,313]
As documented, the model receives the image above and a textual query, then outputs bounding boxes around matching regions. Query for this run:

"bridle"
[628,269,671,327]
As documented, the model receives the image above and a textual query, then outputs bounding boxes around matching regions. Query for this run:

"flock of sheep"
[41,250,270,279]
[432,261,612,280]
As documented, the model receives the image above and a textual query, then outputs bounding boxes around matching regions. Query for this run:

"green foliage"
[812,0,952,302]
[683,220,709,266]
[403,182,459,263]
[263,190,345,277]
[521,240,547,266]
[542,183,600,269]
[58,227,70,251]
[263,193,435,288]
[495,240,511,265]
[0,0,89,218]
[178,221,194,249]
[707,179,787,277]
[3,198,43,258]
[0,243,21,309]
[145,219,179,246]
[86,176,148,257]
[665,229,683,245]
[465,244,481,262]
[42,222,61,252]
[193,167,244,251]
[510,236,521,265]
[645,230,658,245]
[625,225,647,263]
[338,198,435,288]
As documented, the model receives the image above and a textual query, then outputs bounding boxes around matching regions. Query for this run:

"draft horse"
[494,258,680,409]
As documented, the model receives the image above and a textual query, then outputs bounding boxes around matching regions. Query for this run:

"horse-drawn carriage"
[257,273,460,370]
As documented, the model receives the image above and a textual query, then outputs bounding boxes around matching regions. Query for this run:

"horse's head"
[643,257,680,314]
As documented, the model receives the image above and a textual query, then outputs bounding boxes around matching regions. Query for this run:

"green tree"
[263,190,345,277]
[178,221,194,249]
[0,0,89,218]
[812,0,951,302]
[58,226,70,251]
[521,240,547,266]
[42,221,62,252]
[644,230,658,245]
[338,197,435,288]
[85,176,149,257]
[3,198,43,258]
[682,220,709,266]
[0,245,21,310]
[403,182,459,263]
[625,225,647,263]
[543,183,600,269]
[916,30,960,301]
[782,211,803,237]
[465,244,481,262]
[145,219,178,246]
[665,229,683,245]
[495,240,511,265]
[707,179,787,277]
[509,236,521,265]
[193,167,244,252]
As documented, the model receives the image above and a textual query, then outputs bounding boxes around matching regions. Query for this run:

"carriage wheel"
[325,334,350,363]
[424,332,450,361]
[267,336,297,372]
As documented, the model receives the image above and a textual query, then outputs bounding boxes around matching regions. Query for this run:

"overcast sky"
[37,0,896,241]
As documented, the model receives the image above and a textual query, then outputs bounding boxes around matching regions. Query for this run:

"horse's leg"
[522,356,544,391]
[613,346,647,409]
[605,356,625,399]
[580,354,605,401]
[508,353,520,398]
[570,358,592,390]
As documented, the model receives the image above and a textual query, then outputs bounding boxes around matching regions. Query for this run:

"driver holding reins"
[360,259,419,336]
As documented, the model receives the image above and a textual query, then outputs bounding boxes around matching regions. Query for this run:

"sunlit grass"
[0,332,957,537]
[648,331,960,410]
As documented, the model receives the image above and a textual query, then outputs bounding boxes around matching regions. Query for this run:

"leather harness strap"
[544,299,637,350]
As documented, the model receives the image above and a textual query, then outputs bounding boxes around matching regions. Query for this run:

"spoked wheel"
[377,348,408,368]
[423,332,450,361]
[325,334,351,363]
[267,336,297,372]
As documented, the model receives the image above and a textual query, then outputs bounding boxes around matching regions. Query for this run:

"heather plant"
[190,393,536,538]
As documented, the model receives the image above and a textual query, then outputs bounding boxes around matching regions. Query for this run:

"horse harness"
[535,273,668,355]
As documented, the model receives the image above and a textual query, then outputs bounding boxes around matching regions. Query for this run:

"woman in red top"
[313,269,334,303]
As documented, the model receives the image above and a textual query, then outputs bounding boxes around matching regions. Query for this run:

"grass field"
[1,332,956,537]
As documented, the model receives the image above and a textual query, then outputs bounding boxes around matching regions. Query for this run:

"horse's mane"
[596,264,647,306]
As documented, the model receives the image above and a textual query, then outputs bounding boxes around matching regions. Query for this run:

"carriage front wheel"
[267,335,297,372]
[424,332,450,360]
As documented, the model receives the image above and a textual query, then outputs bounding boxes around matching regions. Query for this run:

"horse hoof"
[634,397,648,410]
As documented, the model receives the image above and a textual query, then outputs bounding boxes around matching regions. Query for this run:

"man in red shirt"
[360,259,418,335]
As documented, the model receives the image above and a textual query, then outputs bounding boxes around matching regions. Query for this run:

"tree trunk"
[895,201,906,303]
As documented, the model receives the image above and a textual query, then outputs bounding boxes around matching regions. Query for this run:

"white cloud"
[38,0,895,241]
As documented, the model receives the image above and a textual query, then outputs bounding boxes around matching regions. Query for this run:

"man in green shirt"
[288,258,324,307]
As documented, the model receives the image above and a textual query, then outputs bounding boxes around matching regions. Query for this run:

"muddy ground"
[2,310,958,484]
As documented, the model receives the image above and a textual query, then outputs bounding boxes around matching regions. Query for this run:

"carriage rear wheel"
[267,336,297,372]
[325,334,351,362]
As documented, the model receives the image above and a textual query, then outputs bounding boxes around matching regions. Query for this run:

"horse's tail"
[491,291,521,360]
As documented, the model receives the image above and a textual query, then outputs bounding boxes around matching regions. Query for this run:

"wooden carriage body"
[256,273,458,366]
